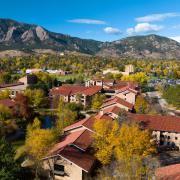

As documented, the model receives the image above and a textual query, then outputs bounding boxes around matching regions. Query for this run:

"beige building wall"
[43,156,83,180]
[152,131,180,149]
[115,92,136,104]
[125,64,134,74]
[0,84,27,98]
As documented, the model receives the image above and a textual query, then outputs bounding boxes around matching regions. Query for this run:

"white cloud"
[67,19,106,24]
[104,27,121,35]
[126,28,134,35]
[127,23,163,35]
[170,36,180,42]
[172,24,180,29]
[136,13,180,22]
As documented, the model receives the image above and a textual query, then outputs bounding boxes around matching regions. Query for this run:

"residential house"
[128,114,180,150]
[46,69,72,75]
[102,64,135,76]
[43,114,113,180]
[26,68,43,74]
[125,64,134,74]
[86,79,139,94]
[85,78,115,88]
[103,69,121,75]
[0,82,27,98]
[49,85,102,106]
[114,85,138,104]
[99,107,180,150]
[101,96,134,112]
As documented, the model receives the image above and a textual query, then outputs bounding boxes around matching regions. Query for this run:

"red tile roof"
[59,146,95,172]
[102,96,134,110]
[49,129,95,172]
[64,114,113,132]
[50,130,86,155]
[155,164,180,180]
[81,86,102,96]
[128,114,180,133]
[0,99,16,108]
[50,85,86,96]
[0,82,24,88]
[50,85,101,96]
[73,130,93,151]
[102,106,122,116]
[115,80,138,87]
[111,84,127,90]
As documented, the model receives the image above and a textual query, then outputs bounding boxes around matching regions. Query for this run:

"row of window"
[160,134,178,140]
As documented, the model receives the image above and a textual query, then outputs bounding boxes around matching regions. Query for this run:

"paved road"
[146,91,180,116]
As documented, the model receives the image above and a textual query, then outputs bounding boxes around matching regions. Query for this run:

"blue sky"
[1,0,180,42]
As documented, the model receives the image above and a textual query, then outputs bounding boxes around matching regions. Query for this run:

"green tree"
[0,137,21,180]
[0,104,12,121]
[91,94,105,110]
[162,85,180,109]
[134,95,149,114]
[57,98,78,128]
[24,89,45,108]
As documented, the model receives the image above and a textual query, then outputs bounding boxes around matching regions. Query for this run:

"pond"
[42,116,52,129]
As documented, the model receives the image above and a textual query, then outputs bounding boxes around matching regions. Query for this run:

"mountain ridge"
[0,18,180,59]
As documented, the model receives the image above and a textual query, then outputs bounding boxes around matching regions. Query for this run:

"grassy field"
[50,74,81,81]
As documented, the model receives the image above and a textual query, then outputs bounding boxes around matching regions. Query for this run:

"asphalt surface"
[146,91,180,116]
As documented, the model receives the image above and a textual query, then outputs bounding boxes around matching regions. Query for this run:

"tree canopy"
[0,137,21,180]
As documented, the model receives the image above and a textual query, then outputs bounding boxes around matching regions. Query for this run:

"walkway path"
[146,91,180,116]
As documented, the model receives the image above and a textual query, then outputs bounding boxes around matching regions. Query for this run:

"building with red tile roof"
[128,114,180,149]
[43,119,100,180]
[0,82,27,98]
[128,114,180,133]
[64,113,113,133]
[99,107,180,150]
[49,85,102,106]
[59,146,95,172]
[155,164,180,180]
[101,96,134,112]
[43,113,114,179]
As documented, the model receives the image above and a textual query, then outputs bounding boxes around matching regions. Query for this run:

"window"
[153,134,157,138]
[168,136,170,139]
[11,91,15,95]
[175,137,178,140]
[54,164,65,176]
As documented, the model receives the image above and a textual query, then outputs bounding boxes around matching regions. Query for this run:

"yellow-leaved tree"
[0,89,10,100]
[134,95,149,114]
[121,72,149,84]
[91,94,105,111]
[93,119,156,178]
[57,98,77,128]
[93,119,119,165]
[114,123,156,161]
[16,117,58,179]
